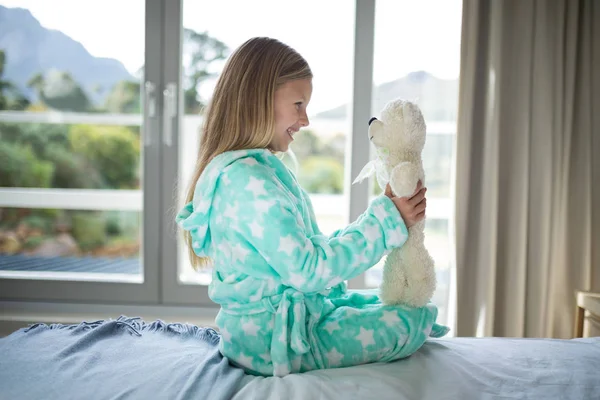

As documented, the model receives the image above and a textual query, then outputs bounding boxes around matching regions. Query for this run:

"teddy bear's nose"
[368,117,378,126]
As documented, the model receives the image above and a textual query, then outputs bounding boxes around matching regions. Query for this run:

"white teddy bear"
[353,98,436,308]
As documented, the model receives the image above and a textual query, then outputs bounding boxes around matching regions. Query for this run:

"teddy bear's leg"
[398,226,437,307]
[382,161,436,307]
[389,162,421,198]
[380,247,409,305]
[380,237,436,308]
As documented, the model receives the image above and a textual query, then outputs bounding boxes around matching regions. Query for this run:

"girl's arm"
[221,162,408,293]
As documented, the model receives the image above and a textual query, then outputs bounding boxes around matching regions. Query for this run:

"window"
[0,0,162,303]
[0,0,461,326]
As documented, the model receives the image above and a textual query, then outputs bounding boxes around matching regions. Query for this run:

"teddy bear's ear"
[352,160,376,184]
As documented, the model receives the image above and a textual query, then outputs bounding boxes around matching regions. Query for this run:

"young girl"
[177,37,449,377]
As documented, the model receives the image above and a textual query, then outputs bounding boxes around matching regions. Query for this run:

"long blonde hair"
[183,37,312,269]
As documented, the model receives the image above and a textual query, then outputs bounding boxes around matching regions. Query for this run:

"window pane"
[178,0,354,283]
[0,1,146,281]
[370,0,462,327]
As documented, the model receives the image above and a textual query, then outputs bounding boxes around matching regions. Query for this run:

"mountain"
[316,71,459,122]
[0,5,135,106]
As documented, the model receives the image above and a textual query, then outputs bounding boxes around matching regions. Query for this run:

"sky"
[0,0,462,114]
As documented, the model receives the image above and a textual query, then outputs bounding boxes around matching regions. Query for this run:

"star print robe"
[176,149,449,377]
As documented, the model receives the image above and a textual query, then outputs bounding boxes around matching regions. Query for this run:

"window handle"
[143,81,157,147]
[163,82,177,147]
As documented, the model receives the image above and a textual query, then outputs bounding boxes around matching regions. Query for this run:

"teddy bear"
[353,98,436,308]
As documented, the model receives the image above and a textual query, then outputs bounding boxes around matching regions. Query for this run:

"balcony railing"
[0,110,454,218]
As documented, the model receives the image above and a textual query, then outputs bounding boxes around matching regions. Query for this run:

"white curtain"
[454,0,600,338]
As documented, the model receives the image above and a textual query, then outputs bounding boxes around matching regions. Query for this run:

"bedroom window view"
[0,2,146,282]
[177,0,355,285]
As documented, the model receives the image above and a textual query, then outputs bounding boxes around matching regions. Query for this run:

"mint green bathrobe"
[177,149,448,377]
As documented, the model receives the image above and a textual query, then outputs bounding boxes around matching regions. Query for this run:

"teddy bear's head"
[367,99,426,154]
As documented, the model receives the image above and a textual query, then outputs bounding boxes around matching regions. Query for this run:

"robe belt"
[220,283,346,357]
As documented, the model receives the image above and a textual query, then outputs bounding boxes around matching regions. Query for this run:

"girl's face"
[270,78,312,152]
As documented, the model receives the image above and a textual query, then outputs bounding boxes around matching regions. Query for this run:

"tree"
[104,81,141,114]
[0,50,9,110]
[69,124,140,189]
[0,141,54,188]
[182,29,229,114]
[27,70,92,112]
[9,123,69,158]
[0,50,30,111]
[102,30,229,115]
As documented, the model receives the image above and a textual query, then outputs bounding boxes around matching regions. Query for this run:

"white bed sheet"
[233,337,600,400]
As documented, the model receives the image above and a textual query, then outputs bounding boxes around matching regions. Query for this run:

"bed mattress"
[1,316,598,400]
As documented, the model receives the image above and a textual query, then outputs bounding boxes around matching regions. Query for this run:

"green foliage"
[45,144,107,189]
[20,215,53,235]
[184,88,203,114]
[288,131,348,194]
[21,215,49,230]
[0,50,30,111]
[0,50,5,78]
[105,212,123,236]
[182,29,229,114]
[22,235,48,250]
[104,80,140,114]
[8,123,69,158]
[69,124,140,189]
[0,123,23,143]
[0,141,54,188]
[1,122,140,190]
[298,156,344,194]
[34,208,61,220]
[71,212,107,251]
[27,70,92,112]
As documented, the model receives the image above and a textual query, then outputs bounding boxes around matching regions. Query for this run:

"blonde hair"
[183,37,312,269]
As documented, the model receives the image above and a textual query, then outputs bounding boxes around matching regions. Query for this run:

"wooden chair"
[574,291,600,338]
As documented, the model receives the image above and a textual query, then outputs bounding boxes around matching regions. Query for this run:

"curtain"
[454,0,600,338]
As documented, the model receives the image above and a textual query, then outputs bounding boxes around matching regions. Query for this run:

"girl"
[177,37,448,377]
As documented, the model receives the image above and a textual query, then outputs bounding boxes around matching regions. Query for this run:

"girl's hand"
[385,181,427,228]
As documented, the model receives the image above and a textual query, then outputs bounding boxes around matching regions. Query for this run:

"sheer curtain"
[454,0,600,338]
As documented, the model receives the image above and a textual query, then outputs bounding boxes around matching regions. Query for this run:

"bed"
[1,316,598,400]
